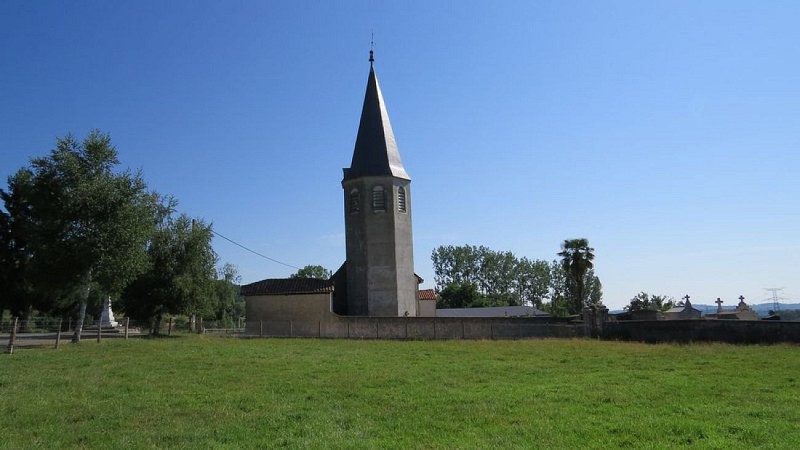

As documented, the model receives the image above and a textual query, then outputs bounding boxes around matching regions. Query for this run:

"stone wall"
[245,316,586,340]
[243,315,800,344]
[604,319,800,344]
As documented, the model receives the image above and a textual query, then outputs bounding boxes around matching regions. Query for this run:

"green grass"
[1,336,798,448]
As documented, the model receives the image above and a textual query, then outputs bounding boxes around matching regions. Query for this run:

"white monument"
[98,295,119,327]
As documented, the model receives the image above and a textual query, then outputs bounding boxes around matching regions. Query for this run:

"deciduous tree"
[214,263,244,327]
[119,205,217,335]
[437,281,480,309]
[290,265,332,279]
[515,257,551,309]
[431,245,551,308]
[625,292,675,312]
[0,131,153,341]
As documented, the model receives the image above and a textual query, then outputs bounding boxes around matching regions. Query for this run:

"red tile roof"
[240,278,334,296]
[419,289,436,300]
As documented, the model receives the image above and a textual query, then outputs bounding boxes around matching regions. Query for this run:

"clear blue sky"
[2,1,798,310]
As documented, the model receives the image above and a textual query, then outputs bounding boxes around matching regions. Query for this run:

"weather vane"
[369,31,375,63]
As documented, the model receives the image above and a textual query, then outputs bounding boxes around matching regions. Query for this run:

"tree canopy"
[432,245,551,308]
[1,130,237,335]
[625,292,675,312]
[290,265,332,280]
[119,201,218,333]
[0,131,154,337]
[214,263,245,327]
[432,242,601,315]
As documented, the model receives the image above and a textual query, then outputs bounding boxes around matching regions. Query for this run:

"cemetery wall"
[244,316,800,343]
[603,319,800,344]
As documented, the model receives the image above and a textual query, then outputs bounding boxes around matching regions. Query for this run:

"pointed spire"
[344,51,410,181]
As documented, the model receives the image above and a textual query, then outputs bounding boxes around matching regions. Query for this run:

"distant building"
[242,278,335,323]
[418,289,436,317]
[663,298,702,320]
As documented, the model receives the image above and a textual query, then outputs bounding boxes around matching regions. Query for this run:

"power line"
[210,229,301,270]
[764,287,786,312]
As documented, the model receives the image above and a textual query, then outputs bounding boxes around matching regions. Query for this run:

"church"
[242,50,425,322]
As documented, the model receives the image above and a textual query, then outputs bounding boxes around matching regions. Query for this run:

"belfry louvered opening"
[349,189,360,214]
[397,186,407,213]
[371,186,386,212]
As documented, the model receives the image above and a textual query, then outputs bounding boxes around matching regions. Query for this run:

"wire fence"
[2,315,585,352]
[7,314,800,352]
[0,316,247,354]
[230,318,585,340]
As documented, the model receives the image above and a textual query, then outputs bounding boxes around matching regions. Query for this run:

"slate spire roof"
[344,51,410,181]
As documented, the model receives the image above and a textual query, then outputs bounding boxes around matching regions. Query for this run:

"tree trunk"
[151,313,162,336]
[72,271,92,343]
[72,302,87,343]
[576,282,584,316]
[21,304,34,333]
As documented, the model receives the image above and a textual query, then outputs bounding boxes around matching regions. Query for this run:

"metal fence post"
[7,317,19,354]
[289,320,293,338]
[124,317,130,340]
[167,317,173,336]
[55,319,63,349]
[259,320,263,338]
[97,322,101,343]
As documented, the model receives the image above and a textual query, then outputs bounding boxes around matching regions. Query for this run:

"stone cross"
[715,297,723,313]
[737,295,748,310]
[683,294,691,305]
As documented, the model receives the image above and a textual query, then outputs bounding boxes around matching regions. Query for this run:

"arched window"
[371,186,385,212]
[349,189,360,214]
[397,186,407,213]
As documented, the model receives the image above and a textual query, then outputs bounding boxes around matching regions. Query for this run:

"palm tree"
[557,238,595,314]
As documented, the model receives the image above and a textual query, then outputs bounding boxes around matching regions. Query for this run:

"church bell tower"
[342,50,417,317]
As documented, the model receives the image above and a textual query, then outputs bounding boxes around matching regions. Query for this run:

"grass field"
[1,336,798,448]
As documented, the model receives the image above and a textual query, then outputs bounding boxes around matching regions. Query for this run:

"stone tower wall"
[343,176,416,316]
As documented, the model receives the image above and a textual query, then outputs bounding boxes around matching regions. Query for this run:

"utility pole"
[764,288,785,312]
